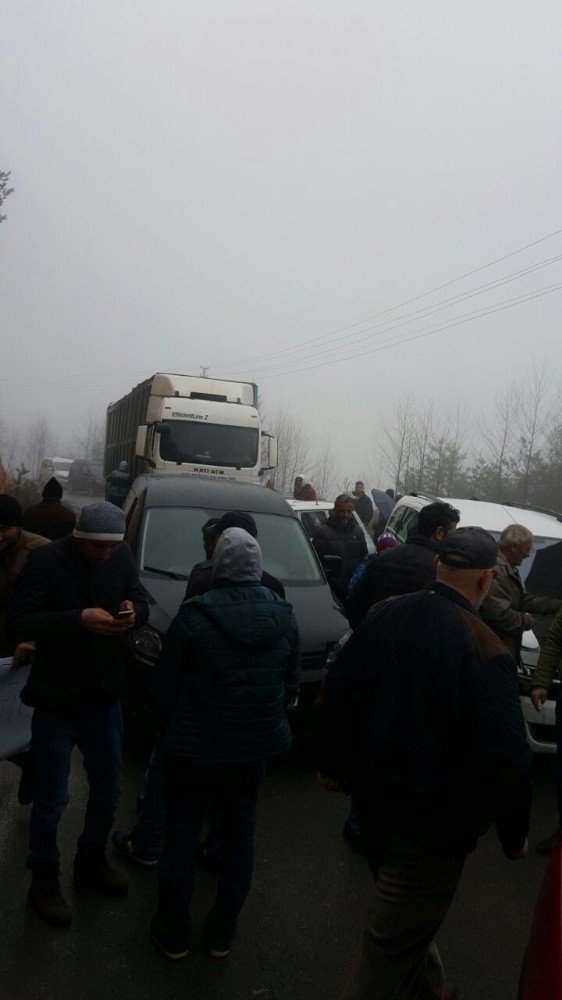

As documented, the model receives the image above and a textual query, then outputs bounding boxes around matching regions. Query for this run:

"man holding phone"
[10,501,149,928]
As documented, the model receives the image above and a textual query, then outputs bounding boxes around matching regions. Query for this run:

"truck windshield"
[159,420,259,469]
[139,507,324,586]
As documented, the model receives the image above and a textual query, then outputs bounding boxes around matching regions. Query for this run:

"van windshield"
[54,460,72,473]
[159,420,259,469]
[139,507,324,586]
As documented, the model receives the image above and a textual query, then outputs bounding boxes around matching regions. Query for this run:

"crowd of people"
[1,476,562,998]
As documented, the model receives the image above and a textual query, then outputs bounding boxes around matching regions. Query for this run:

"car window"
[300,510,328,538]
[386,504,409,540]
[139,506,325,586]
[397,508,419,543]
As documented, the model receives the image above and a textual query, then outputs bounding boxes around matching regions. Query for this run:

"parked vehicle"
[105,373,277,484]
[37,456,73,489]
[385,494,562,753]
[67,458,105,495]
[287,498,375,555]
[121,475,349,721]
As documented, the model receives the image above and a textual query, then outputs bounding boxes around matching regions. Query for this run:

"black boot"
[73,851,129,896]
[28,862,71,927]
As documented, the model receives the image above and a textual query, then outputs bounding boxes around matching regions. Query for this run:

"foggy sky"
[2,1,562,484]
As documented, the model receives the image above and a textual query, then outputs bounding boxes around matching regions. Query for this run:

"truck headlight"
[130,625,162,665]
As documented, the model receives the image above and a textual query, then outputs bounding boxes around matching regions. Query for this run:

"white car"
[385,494,562,753]
[37,456,74,490]
[286,498,376,556]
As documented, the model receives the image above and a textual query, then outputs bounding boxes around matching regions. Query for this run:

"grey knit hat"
[73,501,125,541]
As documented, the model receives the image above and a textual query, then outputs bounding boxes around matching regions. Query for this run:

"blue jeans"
[28,698,123,866]
[158,757,264,942]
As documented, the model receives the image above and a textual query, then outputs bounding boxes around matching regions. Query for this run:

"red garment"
[296,484,317,501]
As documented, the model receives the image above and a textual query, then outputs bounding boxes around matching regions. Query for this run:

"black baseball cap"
[439,527,498,570]
[215,510,258,538]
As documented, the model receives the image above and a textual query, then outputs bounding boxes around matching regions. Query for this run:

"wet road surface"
[0,739,557,1000]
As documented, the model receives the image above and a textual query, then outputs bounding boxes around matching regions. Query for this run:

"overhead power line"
[253,282,562,381]
[227,252,562,377]
[217,226,562,370]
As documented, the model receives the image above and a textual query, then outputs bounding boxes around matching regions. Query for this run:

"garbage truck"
[105,373,277,483]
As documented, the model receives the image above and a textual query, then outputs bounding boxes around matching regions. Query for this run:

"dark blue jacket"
[318,582,532,855]
[152,584,300,763]
[9,537,149,713]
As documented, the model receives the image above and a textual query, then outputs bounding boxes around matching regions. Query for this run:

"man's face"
[508,537,532,568]
[354,483,364,496]
[0,526,21,554]
[76,539,120,565]
[294,477,303,491]
[333,501,354,524]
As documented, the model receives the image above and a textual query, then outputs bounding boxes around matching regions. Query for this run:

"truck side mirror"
[135,425,148,458]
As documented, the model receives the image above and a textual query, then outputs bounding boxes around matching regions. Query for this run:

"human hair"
[499,524,532,549]
[334,493,354,505]
[417,502,460,538]
[355,480,364,487]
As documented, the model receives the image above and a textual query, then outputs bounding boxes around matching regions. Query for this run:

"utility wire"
[226,252,562,376]
[254,282,562,381]
[217,227,562,370]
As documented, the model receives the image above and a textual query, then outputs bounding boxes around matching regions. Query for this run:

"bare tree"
[265,403,312,494]
[311,442,341,500]
[378,396,417,494]
[0,412,20,477]
[512,363,553,502]
[24,417,58,479]
[74,411,105,460]
[0,169,13,224]
[480,386,518,499]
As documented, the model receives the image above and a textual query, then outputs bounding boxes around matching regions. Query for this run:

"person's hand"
[12,642,34,668]
[530,687,548,712]
[81,608,132,635]
[504,839,528,860]
[523,613,535,630]
[116,600,136,628]
[317,771,346,793]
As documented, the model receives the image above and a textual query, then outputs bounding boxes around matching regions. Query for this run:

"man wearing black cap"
[184,510,285,600]
[23,478,76,541]
[317,527,532,1000]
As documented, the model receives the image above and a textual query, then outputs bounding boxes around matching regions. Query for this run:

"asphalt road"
[0,738,557,1000]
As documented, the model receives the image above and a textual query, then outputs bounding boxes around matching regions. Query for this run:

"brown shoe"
[29,862,72,927]
[536,828,562,855]
[73,852,129,896]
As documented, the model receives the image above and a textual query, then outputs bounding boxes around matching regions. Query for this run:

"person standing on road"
[112,510,285,868]
[105,461,131,509]
[293,474,317,501]
[346,501,460,630]
[23,477,76,541]
[0,494,49,804]
[481,524,562,663]
[317,528,532,1000]
[530,608,562,854]
[9,501,149,927]
[149,527,300,960]
[313,494,368,602]
[352,482,374,533]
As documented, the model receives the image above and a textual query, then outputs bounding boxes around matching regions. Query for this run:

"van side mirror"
[321,554,342,582]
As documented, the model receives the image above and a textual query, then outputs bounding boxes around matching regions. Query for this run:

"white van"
[38,456,74,489]
[385,494,562,753]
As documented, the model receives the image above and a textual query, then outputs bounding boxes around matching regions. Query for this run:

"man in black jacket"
[184,510,285,600]
[313,494,368,602]
[353,482,374,531]
[346,501,460,629]
[10,501,149,927]
[317,528,531,1000]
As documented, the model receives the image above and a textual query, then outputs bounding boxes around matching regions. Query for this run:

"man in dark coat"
[9,501,149,928]
[149,527,300,960]
[353,482,374,530]
[346,501,460,629]
[313,494,368,602]
[185,510,285,600]
[23,477,76,541]
[105,461,131,508]
[317,528,531,1000]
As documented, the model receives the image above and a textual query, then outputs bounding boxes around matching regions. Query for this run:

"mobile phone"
[115,609,134,618]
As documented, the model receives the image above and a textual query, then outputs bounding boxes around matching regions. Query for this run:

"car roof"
[396,494,562,538]
[286,498,332,511]
[134,474,297,516]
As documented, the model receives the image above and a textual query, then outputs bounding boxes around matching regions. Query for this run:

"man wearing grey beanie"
[10,501,149,928]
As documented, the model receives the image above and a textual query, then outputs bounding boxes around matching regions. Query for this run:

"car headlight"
[129,625,162,665]
[326,630,352,670]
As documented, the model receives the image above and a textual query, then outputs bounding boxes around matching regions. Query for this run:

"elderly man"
[313,493,368,602]
[481,524,562,662]
[317,527,532,1000]
[10,501,149,927]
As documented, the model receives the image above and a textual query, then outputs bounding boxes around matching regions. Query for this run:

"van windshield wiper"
[144,565,189,581]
